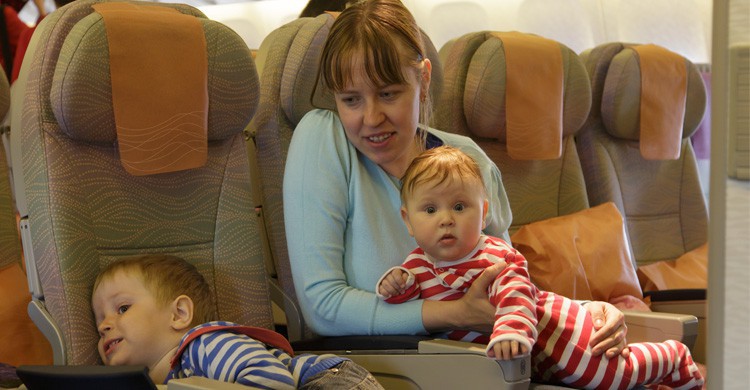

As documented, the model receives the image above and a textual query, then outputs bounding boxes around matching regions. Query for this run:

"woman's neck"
[381,138,424,178]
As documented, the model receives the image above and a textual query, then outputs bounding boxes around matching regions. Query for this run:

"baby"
[92,254,382,389]
[377,145,704,389]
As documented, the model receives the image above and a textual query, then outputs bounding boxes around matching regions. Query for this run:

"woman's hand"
[458,262,508,332]
[585,301,630,358]
[423,262,507,333]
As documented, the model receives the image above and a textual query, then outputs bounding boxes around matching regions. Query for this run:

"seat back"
[248,13,443,341]
[0,69,19,271]
[435,31,591,236]
[18,0,269,365]
[246,15,536,390]
[576,42,708,267]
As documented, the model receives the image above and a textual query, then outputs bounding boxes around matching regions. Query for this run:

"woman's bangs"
[363,33,409,87]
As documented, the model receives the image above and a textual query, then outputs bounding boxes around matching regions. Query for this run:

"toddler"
[377,146,704,389]
[92,254,382,389]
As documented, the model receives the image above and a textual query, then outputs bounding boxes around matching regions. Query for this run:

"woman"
[283,0,628,358]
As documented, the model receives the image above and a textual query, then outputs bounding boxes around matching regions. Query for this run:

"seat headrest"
[281,13,336,127]
[459,32,591,159]
[587,43,706,149]
[50,6,259,146]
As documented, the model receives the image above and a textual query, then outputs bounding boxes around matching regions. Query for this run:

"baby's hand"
[377,269,410,298]
[490,340,528,361]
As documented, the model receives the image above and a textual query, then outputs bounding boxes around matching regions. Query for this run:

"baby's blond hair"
[400,146,486,205]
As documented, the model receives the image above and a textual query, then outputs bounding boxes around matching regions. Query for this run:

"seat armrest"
[294,337,530,388]
[347,348,530,389]
[267,278,304,342]
[418,339,529,383]
[417,338,486,355]
[27,300,65,365]
[623,310,698,348]
[292,335,429,353]
[644,288,706,302]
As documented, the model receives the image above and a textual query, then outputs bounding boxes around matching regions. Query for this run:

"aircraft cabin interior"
[0,0,747,389]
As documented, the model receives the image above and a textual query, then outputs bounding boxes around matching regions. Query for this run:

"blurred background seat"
[577,41,709,362]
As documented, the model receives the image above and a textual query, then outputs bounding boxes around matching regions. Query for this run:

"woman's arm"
[284,110,425,336]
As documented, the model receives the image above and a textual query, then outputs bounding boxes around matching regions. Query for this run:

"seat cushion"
[511,202,642,303]
[637,243,708,291]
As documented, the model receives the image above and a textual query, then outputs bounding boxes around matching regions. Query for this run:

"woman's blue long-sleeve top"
[283,109,512,336]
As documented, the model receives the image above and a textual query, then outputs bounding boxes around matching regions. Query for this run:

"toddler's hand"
[490,340,528,361]
[377,269,409,298]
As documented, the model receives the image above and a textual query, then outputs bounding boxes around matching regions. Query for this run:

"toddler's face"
[91,270,177,370]
[401,176,488,262]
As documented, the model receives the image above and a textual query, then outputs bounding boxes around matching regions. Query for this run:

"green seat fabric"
[435,31,591,237]
[576,42,708,267]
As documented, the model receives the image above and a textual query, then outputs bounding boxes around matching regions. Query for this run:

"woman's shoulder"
[291,109,350,149]
[294,109,346,142]
[296,108,339,131]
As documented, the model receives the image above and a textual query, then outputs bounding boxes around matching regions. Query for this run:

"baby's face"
[402,177,488,262]
[91,270,177,369]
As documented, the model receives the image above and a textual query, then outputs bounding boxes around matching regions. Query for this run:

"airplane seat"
[0,66,8,126]
[0,65,18,282]
[249,12,444,341]
[16,0,270,370]
[249,14,336,343]
[248,12,533,390]
[435,30,591,236]
[690,63,711,200]
[576,42,708,362]
[436,31,698,355]
[0,71,15,261]
[0,63,54,369]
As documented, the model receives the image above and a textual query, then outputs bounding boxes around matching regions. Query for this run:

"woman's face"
[334,57,431,178]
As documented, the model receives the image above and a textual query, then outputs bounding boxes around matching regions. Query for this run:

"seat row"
[248,12,709,378]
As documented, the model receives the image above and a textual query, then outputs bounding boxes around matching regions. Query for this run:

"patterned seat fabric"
[248,12,443,340]
[576,42,708,267]
[435,31,591,236]
[0,70,20,271]
[19,0,269,364]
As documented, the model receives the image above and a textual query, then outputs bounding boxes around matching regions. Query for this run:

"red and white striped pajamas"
[377,235,704,389]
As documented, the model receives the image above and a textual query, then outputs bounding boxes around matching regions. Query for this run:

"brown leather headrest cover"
[93,2,208,176]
